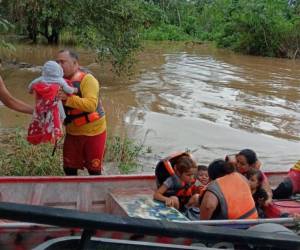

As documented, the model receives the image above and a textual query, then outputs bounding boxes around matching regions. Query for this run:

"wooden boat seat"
[106,188,189,221]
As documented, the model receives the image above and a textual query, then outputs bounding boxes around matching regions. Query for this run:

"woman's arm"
[0,76,33,114]
[200,191,218,220]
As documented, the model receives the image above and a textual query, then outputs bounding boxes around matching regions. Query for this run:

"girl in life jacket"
[153,154,197,211]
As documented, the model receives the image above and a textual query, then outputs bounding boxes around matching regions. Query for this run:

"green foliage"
[0,15,15,51]
[198,0,300,58]
[142,24,192,41]
[0,0,144,74]
[1,0,300,67]
[0,129,64,176]
[105,135,146,174]
[142,0,201,40]
[73,0,144,74]
[0,129,147,176]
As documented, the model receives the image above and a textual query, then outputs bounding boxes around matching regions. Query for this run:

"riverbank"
[0,128,150,176]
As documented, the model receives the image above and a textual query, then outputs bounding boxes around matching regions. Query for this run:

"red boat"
[0,172,298,249]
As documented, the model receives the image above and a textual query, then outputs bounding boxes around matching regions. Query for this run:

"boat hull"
[0,172,294,249]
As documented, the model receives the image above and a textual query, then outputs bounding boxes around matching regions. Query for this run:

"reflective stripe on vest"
[208,172,258,219]
[64,71,105,126]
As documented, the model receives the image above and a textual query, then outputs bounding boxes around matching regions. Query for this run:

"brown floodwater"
[0,42,299,172]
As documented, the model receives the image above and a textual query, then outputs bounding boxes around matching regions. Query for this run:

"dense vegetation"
[1,0,300,69]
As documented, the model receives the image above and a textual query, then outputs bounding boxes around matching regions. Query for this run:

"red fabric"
[288,168,300,193]
[27,82,63,145]
[63,131,106,172]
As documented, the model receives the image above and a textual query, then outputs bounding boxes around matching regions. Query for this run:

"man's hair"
[208,159,235,180]
[58,49,79,61]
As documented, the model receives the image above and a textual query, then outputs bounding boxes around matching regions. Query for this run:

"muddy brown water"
[0,42,299,173]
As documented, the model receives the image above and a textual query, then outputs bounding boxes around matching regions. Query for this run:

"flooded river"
[0,42,299,172]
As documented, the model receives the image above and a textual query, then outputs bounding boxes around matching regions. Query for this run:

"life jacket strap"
[237,206,257,219]
[64,112,101,126]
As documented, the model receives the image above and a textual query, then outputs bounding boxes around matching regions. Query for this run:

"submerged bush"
[104,135,147,174]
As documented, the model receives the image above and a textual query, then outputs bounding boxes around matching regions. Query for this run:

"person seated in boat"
[226,149,272,205]
[187,165,209,206]
[153,154,197,211]
[183,165,209,220]
[199,159,258,220]
[272,160,300,199]
[246,168,269,218]
[195,165,209,194]
[27,61,78,145]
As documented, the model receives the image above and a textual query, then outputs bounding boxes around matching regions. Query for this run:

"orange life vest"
[64,71,105,126]
[207,172,258,219]
[155,152,196,208]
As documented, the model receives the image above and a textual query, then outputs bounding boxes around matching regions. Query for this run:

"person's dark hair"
[198,165,208,171]
[208,159,235,180]
[253,188,268,204]
[246,168,264,188]
[237,149,258,165]
[175,155,196,175]
[58,49,79,61]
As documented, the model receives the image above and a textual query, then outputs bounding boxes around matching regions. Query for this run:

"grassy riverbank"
[0,129,149,176]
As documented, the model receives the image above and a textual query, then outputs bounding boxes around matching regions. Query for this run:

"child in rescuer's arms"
[153,155,196,210]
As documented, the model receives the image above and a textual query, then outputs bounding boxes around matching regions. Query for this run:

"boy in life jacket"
[154,153,197,211]
[27,61,77,145]
[273,160,300,199]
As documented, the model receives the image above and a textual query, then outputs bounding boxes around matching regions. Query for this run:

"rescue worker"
[57,49,106,175]
[200,159,258,220]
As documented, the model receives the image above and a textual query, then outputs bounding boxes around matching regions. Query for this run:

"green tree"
[0,15,15,50]
[0,0,144,73]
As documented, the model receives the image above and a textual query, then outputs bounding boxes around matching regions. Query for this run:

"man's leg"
[64,167,78,176]
[63,134,84,176]
[84,130,106,175]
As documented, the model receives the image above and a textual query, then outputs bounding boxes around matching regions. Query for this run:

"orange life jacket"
[207,172,258,219]
[155,152,196,208]
[64,71,105,126]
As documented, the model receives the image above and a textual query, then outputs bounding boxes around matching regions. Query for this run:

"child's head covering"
[42,61,64,82]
